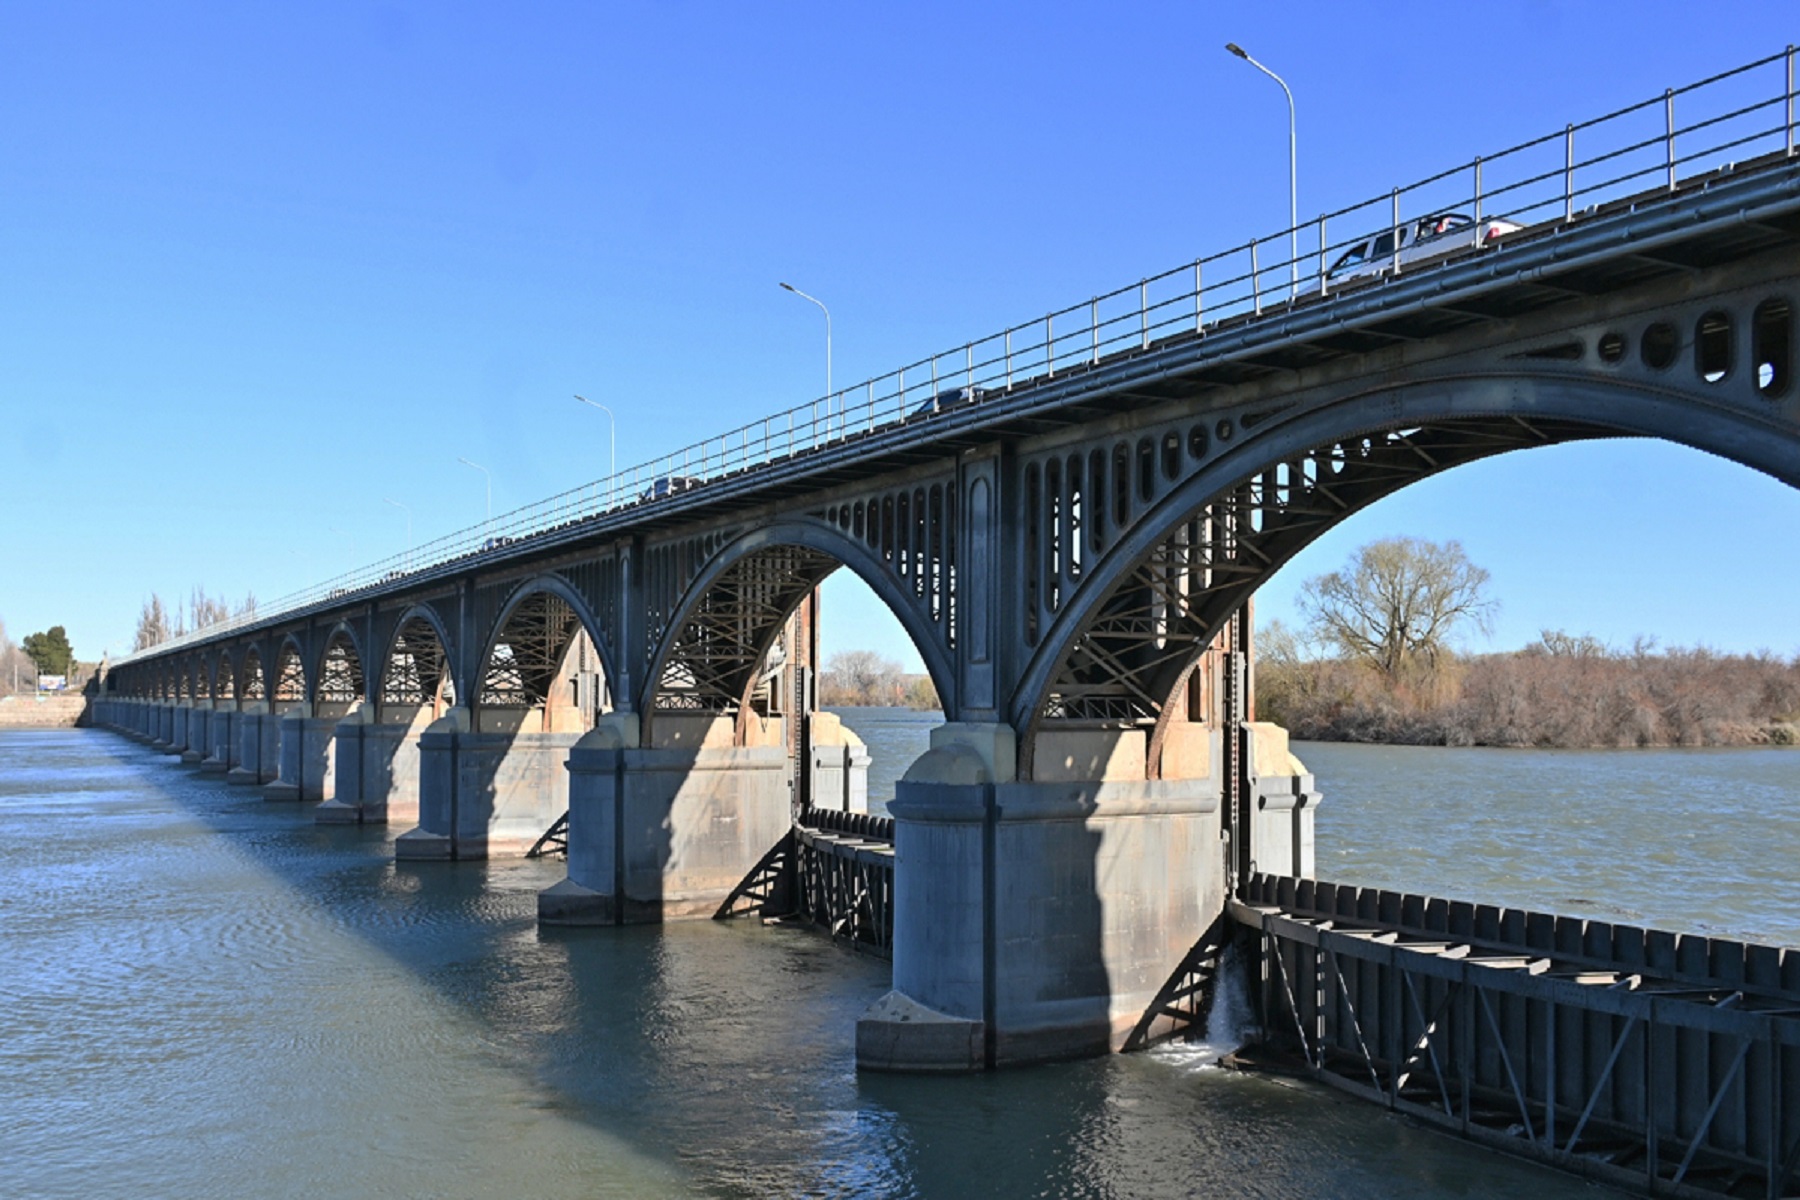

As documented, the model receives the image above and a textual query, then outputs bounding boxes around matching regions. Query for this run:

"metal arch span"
[1009,367,1800,771]
[377,604,457,711]
[475,575,612,715]
[641,519,961,727]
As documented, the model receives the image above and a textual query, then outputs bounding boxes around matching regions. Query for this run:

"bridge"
[95,50,1800,1196]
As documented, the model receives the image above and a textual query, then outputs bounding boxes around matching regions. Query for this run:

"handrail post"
[1788,45,1795,157]
[1194,260,1203,334]
[1390,189,1401,276]
[1665,90,1676,191]
[1046,314,1055,378]
[1090,297,1100,365]
[1473,155,1483,225]
[1564,124,1575,220]
[966,343,974,390]
[1317,214,1328,297]
[1005,328,1014,390]
[1251,240,1262,316]
[1139,280,1149,350]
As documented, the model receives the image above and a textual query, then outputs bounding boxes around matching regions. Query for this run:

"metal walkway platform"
[1234,876,1800,1199]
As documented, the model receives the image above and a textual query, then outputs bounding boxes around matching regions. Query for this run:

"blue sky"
[3,2,1797,669]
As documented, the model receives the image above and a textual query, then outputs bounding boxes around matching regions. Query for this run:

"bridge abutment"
[539,713,794,925]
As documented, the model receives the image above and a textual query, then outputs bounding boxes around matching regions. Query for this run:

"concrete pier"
[263,701,354,803]
[180,701,211,764]
[538,713,793,925]
[316,703,433,825]
[398,707,583,860]
[226,704,275,785]
[201,708,235,773]
[857,721,1317,1072]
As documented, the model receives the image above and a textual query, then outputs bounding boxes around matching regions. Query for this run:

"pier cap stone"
[572,711,639,751]
[424,705,470,736]
[900,722,1015,787]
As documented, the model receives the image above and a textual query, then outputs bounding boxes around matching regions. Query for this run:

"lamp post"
[457,457,492,528]
[779,282,832,426]
[1226,42,1298,298]
[572,394,617,486]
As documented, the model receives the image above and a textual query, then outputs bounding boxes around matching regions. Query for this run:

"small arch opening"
[1754,298,1791,397]
[1696,310,1732,384]
[1597,332,1626,364]
[1642,322,1679,370]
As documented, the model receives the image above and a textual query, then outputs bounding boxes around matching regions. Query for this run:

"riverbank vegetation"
[820,650,939,709]
[1260,537,1800,748]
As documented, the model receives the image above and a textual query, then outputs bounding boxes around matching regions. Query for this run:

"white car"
[1327,212,1521,284]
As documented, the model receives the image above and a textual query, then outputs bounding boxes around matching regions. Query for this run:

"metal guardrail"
[118,48,1800,665]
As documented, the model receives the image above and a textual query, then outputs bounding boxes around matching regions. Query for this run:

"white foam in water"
[1150,941,1255,1071]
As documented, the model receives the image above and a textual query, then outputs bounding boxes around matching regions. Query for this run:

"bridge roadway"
[91,50,1800,1165]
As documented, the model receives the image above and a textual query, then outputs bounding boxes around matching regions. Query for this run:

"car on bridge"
[1327,212,1521,285]
[639,474,703,503]
[912,385,986,419]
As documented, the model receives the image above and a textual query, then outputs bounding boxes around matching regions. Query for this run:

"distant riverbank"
[0,695,86,729]
[1261,642,1800,749]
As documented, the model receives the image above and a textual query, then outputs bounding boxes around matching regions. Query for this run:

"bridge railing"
[118,48,1799,664]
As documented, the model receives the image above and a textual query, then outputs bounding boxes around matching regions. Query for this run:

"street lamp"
[779,282,832,423]
[1226,42,1298,298]
[384,497,412,551]
[457,457,492,527]
[572,395,617,485]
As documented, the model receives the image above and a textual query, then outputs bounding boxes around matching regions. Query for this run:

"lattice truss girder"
[273,645,307,702]
[383,617,451,706]
[482,592,582,708]
[1038,418,1606,727]
[316,634,365,704]
[657,545,837,714]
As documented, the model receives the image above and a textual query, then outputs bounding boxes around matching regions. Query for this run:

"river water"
[5,721,1789,1198]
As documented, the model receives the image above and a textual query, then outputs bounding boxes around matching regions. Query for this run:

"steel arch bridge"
[95,55,1800,1167]
[108,157,1800,780]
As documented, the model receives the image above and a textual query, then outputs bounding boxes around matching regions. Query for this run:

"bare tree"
[1298,537,1495,679]
[135,594,172,651]
[189,586,230,631]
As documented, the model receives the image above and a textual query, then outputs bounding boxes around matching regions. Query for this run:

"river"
[5,720,1789,1198]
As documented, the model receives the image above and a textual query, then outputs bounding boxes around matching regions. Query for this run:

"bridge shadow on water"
[79,730,1594,1199]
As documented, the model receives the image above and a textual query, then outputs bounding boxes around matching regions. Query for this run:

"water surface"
[6,727,1744,1197]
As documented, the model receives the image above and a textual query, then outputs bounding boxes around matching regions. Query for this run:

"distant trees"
[22,626,74,677]
[134,588,257,650]
[0,620,36,695]
[819,650,940,709]
[1255,533,1800,749]
[135,596,172,650]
